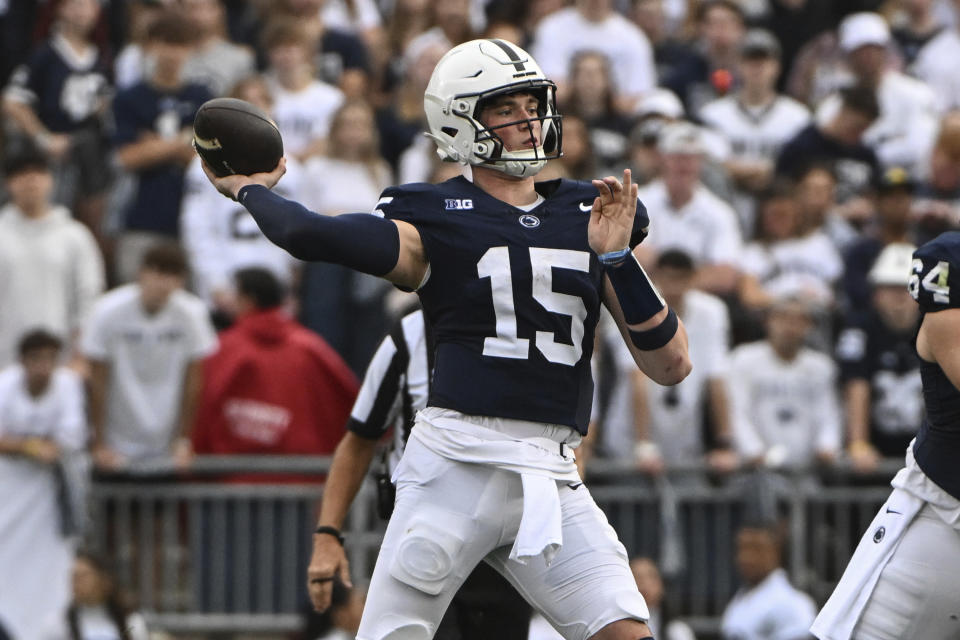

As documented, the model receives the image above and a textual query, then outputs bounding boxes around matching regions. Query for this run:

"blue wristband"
[629,308,678,351]
[605,252,666,324]
[598,247,631,266]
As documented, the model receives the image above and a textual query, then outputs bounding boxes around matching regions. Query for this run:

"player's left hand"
[588,168,639,256]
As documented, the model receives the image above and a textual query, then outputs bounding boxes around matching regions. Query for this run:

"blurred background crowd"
[2,0,960,638]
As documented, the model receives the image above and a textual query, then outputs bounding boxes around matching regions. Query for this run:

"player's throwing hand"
[200,157,286,201]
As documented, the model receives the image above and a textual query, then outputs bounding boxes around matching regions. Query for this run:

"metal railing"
[82,455,904,635]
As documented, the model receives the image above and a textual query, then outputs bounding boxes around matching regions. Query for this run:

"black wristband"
[628,308,679,351]
[314,525,345,545]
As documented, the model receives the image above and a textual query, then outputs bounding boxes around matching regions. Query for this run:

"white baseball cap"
[657,121,705,155]
[868,242,917,287]
[635,88,685,120]
[839,12,890,52]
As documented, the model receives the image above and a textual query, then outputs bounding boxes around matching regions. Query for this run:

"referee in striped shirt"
[307,304,532,640]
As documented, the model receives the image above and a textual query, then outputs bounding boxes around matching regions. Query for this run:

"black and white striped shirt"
[347,308,433,471]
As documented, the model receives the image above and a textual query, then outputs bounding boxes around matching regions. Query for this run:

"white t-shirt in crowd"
[600,290,730,464]
[636,180,744,267]
[728,341,842,465]
[816,71,940,174]
[80,285,217,460]
[301,155,392,216]
[740,231,843,308]
[265,76,344,157]
[721,568,817,640]
[699,94,811,163]
[0,365,86,640]
[0,203,105,367]
[531,7,655,98]
[911,28,960,112]
[646,290,731,464]
[180,155,303,305]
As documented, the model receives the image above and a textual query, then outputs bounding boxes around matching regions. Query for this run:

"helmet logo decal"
[489,39,526,72]
[519,214,541,228]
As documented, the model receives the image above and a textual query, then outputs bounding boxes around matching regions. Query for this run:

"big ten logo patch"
[445,199,473,210]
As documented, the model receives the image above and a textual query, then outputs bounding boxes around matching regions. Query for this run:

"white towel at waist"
[405,407,581,566]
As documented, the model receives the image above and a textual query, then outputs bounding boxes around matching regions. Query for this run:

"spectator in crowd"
[0,329,87,640]
[562,50,636,176]
[816,12,940,175]
[400,0,476,71]
[112,0,170,90]
[728,294,843,469]
[911,6,960,111]
[636,121,744,296]
[180,75,304,316]
[192,267,358,480]
[795,163,860,252]
[764,0,838,92]
[300,100,394,373]
[738,181,843,328]
[837,243,922,473]
[630,0,700,87]
[2,0,112,242]
[375,37,445,173]
[82,243,216,471]
[381,0,434,87]
[627,88,687,185]
[629,250,738,476]
[549,115,597,181]
[913,110,960,244]
[630,557,696,640]
[261,17,345,162]
[39,550,150,640]
[0,146,105,368]
[111,10,209,284]
[699,29,811,232]
[178,0,255,97]
[663,0,746,116]
[531,0,656,107]
[776,85,881,205]
[720,522,817,640]
[272,0,371,100]
[842,167,919,311]
[890,0,950,65]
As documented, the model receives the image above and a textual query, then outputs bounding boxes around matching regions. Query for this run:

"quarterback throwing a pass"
[202,39,690,640]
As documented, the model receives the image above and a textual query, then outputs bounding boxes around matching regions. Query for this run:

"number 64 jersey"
[379,175,648,435]
[908,231,960,500]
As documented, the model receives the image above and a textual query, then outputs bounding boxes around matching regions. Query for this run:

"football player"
[202,39,690,640]
[812,232,960,639]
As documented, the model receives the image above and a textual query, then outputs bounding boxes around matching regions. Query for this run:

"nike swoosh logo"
[567,482,583,490]
[579,202,593,212]
[886,508,901,514]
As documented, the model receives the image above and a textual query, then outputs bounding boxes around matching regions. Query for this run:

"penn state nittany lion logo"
[873,526,885,543]
[519,214,540,228]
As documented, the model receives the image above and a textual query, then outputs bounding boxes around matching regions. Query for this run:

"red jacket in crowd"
[192,308,359,480]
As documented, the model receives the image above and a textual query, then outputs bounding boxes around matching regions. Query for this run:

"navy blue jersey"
[5,36,110,132]
[836,310,922,456]
[908,231,960,499]
[380,176,648,434]
[112,81,211,235]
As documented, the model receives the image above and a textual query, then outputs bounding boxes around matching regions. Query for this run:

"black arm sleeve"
[238,184,401,276]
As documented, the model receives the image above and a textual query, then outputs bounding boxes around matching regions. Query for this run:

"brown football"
[193,98,283,177]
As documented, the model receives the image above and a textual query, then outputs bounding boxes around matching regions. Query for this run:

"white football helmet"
[424,39,562,178]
